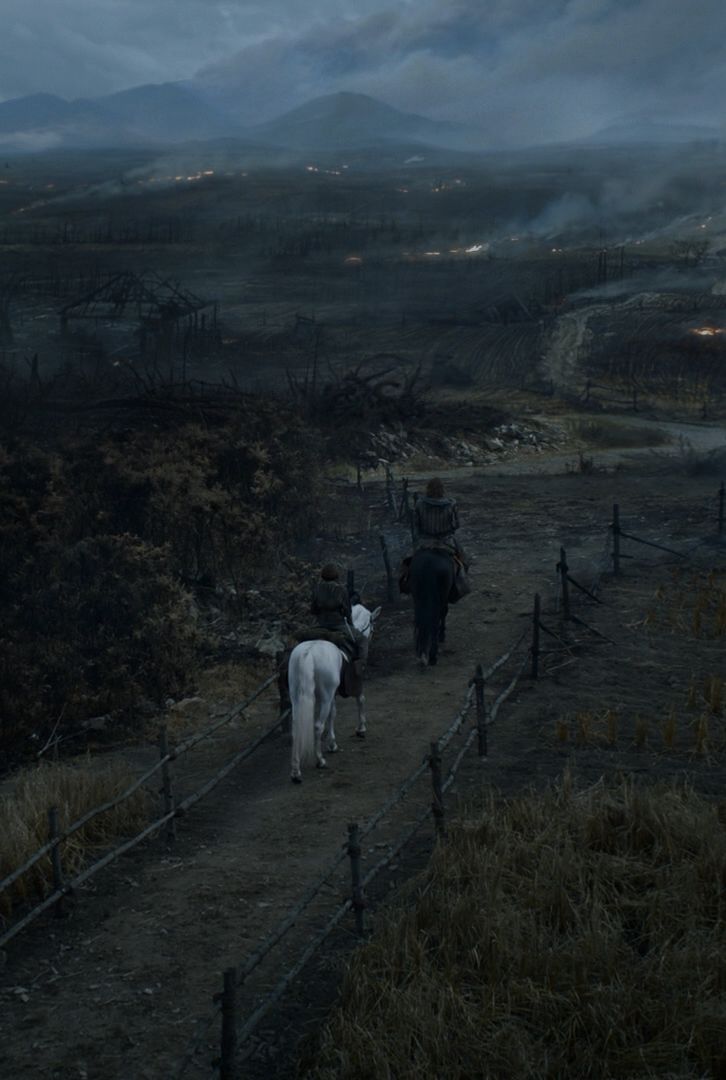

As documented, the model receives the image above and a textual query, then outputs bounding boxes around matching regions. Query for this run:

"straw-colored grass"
[656,570,726,640]
[304,778,726,1079]
[0,758,150,918]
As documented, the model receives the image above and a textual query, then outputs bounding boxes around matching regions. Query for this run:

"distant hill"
[1,81,719,158]
[95,83,232,141]
[0,83,235,153]
[250,92,479,152]
[0,93,75,133]
[0,86,479,155]
[582,120,721,146]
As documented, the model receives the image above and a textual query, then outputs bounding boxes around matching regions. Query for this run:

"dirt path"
[1,454,723,1080]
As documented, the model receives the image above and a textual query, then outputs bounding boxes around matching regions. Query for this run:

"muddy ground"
[1,428,726,1080]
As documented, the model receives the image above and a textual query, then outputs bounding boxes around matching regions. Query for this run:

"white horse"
[289,603,381,783]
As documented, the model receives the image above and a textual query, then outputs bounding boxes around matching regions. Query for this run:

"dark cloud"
[1,0,723,146]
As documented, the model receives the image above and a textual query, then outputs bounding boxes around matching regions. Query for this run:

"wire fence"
[0,678,286,950]
[2,468,725,1079]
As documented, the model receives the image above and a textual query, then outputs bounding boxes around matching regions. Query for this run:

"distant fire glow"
[344,256,362,265]
[691,327,724,336]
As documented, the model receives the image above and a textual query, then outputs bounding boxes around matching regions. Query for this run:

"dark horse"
[409,548,456,666]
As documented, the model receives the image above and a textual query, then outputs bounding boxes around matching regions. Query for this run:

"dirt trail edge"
[0,456,722,1080]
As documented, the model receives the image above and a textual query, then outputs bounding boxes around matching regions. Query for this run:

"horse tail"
[290,645,316,768]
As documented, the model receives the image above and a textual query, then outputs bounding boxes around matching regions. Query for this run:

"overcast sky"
[2,0,724,144]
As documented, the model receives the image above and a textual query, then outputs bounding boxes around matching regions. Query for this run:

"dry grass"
[304,778,726,1079]
[655,570,726,640]
[555,699,725,756]
[0,758,150,918]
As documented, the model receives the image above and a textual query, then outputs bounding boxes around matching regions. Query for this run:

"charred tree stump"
[612,503,621,575]
[558,547,570,619]
[347,823,365,937]
[216,967,238,1080]
[48,807,65,918]
[379,533,395,604]
[472,664,487,758]
[531,593,541,680]
[429,742,446,838]
[158,726,176,843]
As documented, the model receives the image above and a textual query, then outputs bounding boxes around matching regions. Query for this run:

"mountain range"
[0,84,720,156]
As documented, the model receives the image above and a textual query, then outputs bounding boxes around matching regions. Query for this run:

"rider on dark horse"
[401,478,469,593]
[413,477,465,563]
[401,478,470,664]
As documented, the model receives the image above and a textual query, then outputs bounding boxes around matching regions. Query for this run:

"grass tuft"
[0,758,150,918]
[305,778,726,1080]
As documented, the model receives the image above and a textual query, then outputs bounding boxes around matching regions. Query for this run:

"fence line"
[176,630,527,1075]
[0,674,280,902]
[4,467,724,1075]
[0,705,288,950]
[175,627,529,1076]
[217,640,530,1074]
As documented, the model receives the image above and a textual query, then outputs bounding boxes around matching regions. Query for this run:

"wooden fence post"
[347,568,356,601]
[347,823,365,937]
[429,742,446,838]
[473,664,487,757]
[398,478,410,522]
[218,967,238,1080]
[385,465,396,515]
[379,533,395,604]
[559,546,570,619]
[719,481,724,537]
[356,462,363,494]
[48,807,65,918]
[531,593,541,680]
[612,503,621,574]
[158,726,176,843]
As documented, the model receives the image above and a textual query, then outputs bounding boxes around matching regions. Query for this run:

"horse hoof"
[291,774,302,785]
[326,743,339,754]
[355,730,366,740]
[316,759,327,770]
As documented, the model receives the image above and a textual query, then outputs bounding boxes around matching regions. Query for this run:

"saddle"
[294,627,356,663]
[398,550,471,604]
[276,631,364,713]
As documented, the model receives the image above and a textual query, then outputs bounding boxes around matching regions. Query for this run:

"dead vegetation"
[0,385,323,761]
[552,680,726,757]
[0,758,150,919]
[304,776,726,1079]
[648,569,726,639]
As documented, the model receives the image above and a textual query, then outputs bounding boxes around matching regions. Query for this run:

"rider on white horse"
[288,571,381,782]
[278,564,363,717]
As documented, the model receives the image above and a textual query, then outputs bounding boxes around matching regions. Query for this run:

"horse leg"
[429,610,439,666]
[315,687,333,769]
[355,693,367,738]
[325,696,339,753]
[291,742,302,783]
[439,603,449,643]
